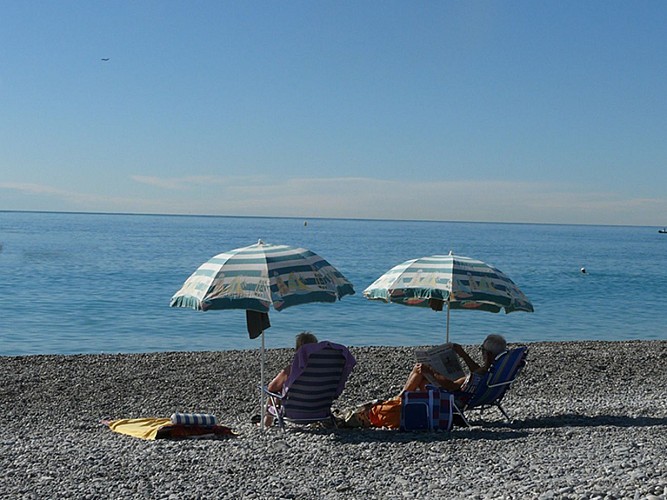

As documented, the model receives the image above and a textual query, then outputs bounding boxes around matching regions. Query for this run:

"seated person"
[399,334,507,396]
[264,331,318,426]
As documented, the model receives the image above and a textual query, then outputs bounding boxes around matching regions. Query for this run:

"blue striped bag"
[170,412,217,426]
[400,388,454,431]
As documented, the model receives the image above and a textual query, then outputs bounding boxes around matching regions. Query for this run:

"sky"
[1,1,666,226]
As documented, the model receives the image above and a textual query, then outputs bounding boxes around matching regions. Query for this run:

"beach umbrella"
[363,251,533,343]
[170,239,355,428]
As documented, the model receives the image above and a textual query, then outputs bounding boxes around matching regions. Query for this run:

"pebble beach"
[1,340,666,499]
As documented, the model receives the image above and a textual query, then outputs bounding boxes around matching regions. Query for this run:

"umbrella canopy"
[170,240,354,429]
[363,252,533,342]
[170,240,355,312]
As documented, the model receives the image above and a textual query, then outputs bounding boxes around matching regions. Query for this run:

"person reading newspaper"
[413,343,466,383]
[399,334,507,395]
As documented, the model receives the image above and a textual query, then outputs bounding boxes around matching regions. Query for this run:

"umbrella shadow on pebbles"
[498,414,667,430]
[330,428,530,444]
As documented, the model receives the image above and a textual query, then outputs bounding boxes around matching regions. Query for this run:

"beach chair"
[450,346,528,427]
[262,341,356,431]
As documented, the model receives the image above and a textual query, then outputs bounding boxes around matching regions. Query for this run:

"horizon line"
[0,208,658,229]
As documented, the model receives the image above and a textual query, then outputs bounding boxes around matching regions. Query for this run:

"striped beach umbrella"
[170,240,354,429]
[363,251,533,342]
[170,240,354,313]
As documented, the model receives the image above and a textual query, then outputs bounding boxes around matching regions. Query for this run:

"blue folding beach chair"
[450,346,528,426]
[262,341,356,431]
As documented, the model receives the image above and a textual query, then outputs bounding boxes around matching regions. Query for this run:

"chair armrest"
[487,378,515,388]
[260,386,283,399]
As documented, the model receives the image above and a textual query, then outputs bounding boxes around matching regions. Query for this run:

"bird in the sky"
[101,58,110,61]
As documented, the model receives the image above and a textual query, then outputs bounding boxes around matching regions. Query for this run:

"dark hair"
[295,331,318,349]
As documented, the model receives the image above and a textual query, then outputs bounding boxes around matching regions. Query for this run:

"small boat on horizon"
[659,228,667,234]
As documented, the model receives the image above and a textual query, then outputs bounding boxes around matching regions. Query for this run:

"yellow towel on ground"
[108,418,172,440]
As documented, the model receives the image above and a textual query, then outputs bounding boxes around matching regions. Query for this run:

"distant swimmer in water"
[580,267,587,274]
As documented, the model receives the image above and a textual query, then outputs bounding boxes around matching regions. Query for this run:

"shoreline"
[2,340,666,498]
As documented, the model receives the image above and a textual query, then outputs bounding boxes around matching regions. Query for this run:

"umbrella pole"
[446,300,451,344]
[260,330,266,432]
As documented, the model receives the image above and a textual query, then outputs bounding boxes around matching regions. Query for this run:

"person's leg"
[263,398,281,427]
[401,365,428,394]
[263,413,274,427]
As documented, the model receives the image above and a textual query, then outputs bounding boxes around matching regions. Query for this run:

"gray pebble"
[0,340,666,499]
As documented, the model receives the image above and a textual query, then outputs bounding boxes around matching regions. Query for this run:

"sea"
[1,211,665,356]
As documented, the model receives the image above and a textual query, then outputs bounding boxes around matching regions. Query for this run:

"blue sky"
[2,1,666,225]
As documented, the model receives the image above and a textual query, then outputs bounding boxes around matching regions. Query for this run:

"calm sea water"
[1,211,665,356]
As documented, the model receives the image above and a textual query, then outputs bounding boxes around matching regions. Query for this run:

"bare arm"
[267,366,290,393]
[453,343,482,373]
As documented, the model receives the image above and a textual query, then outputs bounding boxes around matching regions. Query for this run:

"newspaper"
[414,343,465,383]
